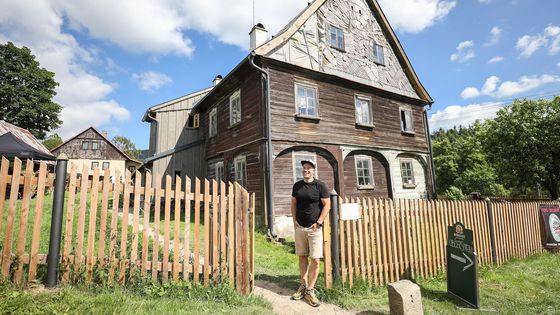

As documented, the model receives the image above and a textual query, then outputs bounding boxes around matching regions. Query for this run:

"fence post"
[330,190,341,282]
[485,198,497,264]
[46,154,68,288]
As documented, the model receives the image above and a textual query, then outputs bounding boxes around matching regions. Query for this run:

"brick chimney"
[249,23,268,51]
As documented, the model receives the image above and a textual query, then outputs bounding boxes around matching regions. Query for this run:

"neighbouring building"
[143,0,436,236]
[0,120,55,162]
[51,127,141,177]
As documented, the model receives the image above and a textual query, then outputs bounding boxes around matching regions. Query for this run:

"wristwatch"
[316,221,323,227]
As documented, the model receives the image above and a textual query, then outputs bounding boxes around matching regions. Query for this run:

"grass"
[0,281,271,314]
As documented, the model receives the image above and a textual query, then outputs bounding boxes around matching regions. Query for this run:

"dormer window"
[373,43,385,65]
[329,25,345,51]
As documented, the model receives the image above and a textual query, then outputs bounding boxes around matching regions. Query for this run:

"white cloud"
[461,74,560,99]
[377,0,457,33]
[460,88,480,99]
[0,0,130,139]
[478,0,492,3]
[132,71,172,92]
[516,24,560,57]
[450,40,475,63]
[485,26,502,46]
[557,62,560,68]
[488,56,504,63]
[429,102,504,130]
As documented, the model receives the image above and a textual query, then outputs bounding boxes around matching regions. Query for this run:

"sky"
[1,0,559,149]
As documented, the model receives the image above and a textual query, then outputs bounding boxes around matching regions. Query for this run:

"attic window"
[82,141,89,150]
[187,113,199,128]
[373,43,385,65]
[329,25,344,51]
[91,141,99,150]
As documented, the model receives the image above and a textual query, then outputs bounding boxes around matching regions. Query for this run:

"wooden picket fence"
[0,157,255,295]
[322,197,559,289]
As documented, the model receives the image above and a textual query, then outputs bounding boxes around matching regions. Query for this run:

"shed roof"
[0,120,55,160]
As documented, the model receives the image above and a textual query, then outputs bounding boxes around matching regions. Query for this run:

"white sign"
[340,203,360,220]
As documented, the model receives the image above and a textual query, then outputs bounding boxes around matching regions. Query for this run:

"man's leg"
[306,258,320,289]
[299,256,309,286]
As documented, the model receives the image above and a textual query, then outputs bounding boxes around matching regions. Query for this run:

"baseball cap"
[300,159,316,169]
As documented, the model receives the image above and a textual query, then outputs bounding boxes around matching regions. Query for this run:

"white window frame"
[187,113,200,128]
[354,95,373,126]
[234,156,247,188]
[400,159,416,188]
[294,83,319,118]
[292,152,318,182]
[82,141,89,150]
[91,141,99,150]
[329,24,345,50]
[354,155,375,189]
[209,107,217,137]
[229,89,241,126]
[373,43,385,65]
[400,108,414,133]
[215,161,224,183]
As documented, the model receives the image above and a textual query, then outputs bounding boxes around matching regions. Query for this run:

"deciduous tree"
[112,136,140,160]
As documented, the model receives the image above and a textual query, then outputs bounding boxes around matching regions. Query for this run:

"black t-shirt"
[292,179,329,227]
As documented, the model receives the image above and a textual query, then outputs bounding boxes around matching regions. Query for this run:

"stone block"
[387,280,423,315]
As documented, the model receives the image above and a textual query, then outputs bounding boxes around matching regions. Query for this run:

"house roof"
[142,86,214,122]
[254,0,432,103]
[51,126,141,164]
[0,120,55,160]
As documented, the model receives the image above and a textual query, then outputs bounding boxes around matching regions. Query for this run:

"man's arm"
[315,197,331,228]
[291,197,298,227]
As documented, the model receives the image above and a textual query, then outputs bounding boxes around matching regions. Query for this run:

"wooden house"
[51,127,141,177]
[143,0,436,235]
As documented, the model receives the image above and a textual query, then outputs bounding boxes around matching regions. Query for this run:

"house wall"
[343,151,390,199]
[266,0,419,99]
[53,129,126,160]
[149,90,209,188]
[266,64,429,153]
[68,159,126,178]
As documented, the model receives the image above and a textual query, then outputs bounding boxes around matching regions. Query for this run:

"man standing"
[290,159,330,307]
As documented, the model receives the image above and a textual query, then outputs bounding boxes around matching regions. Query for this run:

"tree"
[0,42,62,140]
[112,136,141,160]
[42,133,63,150]
[485,97,560,199]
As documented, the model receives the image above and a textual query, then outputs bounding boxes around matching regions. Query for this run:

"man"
[290,159,330,307]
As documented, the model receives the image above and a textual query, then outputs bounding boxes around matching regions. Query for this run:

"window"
[355,155,374,188]
[400,108,414,133]
[373,43,385,65]
[91,161,99,170]
[82,141,89,150]
[128,166,136,173]
[91,141,99,150]
[234,156,247,188]
[400,159,416,187]
[209,107,217,137]
[215,161,224,182]
[295,83,318,118]
[355,96,373,126]
[187,113,200,128]
[229,90,241,126]
[293,152,317,182]
[329,25,344,50]
[102,162,110,170]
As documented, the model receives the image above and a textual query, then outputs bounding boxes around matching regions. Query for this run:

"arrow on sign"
[450,253,474,271]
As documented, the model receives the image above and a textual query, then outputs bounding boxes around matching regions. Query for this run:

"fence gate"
[0,157,255,295]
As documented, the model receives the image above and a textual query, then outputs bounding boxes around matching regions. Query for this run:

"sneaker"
[291,284,306,300]
[304,288,320,307]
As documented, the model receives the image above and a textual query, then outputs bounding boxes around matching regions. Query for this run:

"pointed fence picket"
[324,196,557,289]
[0,157,254,295]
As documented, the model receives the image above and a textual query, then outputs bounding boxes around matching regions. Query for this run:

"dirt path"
[254,280,357,315]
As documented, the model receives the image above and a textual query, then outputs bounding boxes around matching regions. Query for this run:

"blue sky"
[1,0,559,149]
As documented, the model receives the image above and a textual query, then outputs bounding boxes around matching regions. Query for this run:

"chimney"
[213,75,223,86]
[249,23,268,51]
[101,130,108,138]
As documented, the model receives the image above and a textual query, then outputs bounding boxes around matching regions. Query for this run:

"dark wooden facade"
[52,128,126,160]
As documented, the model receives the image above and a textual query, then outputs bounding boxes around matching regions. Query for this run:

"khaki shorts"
[294,225,323,259]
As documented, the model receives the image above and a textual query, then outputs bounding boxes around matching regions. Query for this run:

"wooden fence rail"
[0,157,254,295]
[323,197,558,288]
